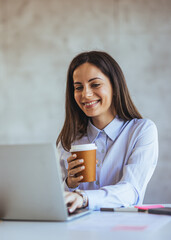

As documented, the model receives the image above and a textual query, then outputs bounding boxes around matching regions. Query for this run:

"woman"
[57,51,158,213]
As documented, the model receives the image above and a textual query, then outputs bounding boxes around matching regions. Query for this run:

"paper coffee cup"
[70,143,97,182]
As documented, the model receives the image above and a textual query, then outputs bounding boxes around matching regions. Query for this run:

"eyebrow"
[73,77,102,85]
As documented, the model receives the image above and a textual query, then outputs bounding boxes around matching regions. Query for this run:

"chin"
[84,112,98,118]
[81,107,100,118]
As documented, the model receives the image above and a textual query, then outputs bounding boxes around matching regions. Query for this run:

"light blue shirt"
[58,116,158,210]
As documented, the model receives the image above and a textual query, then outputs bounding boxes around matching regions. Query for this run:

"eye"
[74,85,83,91]
[91,83,100,88]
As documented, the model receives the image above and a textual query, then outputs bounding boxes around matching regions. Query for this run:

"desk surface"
[0,210,171,240]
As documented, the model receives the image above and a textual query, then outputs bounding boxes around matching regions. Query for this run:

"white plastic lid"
[70,143,97,152]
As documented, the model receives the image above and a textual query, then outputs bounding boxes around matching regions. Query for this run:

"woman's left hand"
[64,191,83,213]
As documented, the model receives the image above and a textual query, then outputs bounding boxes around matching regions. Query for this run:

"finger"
[67,154,77,163]
[68,165,85,176]
[65,192,79,206]
[64,192,75,205]
[70,175,83,182]
[66,176,82,189]
[68,194,83,213]
[68,159,84,170]
[68,174,83,185]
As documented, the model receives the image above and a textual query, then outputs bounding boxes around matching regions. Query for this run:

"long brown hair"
[57,51,142,151]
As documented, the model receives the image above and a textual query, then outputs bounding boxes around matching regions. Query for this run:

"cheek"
[74,92,80,105]
[100,89,113,105]
[99,88,112,99]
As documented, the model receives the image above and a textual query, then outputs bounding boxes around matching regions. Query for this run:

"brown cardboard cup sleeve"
[70,144,97,182]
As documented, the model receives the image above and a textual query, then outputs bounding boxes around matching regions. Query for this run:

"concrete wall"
[0,0,171,203]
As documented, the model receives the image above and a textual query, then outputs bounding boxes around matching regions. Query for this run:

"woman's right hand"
[66,154,85,188]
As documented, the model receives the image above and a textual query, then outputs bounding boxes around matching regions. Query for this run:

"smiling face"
[73,63,116,129]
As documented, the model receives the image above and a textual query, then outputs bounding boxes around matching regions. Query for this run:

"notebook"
[0,143,91,221]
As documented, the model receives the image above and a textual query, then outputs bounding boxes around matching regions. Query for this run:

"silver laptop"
[0,143,91,221]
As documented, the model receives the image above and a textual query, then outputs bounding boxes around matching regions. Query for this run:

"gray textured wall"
[0,0,171,203]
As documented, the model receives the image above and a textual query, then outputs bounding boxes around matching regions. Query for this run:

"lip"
[82,100,100,108]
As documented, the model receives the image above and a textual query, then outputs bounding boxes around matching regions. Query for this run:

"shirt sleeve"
[57,141,79,192]
[85,120,158,210]
[57,142,70,191]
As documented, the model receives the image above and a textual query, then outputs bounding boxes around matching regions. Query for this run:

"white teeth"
[84,101,98,106]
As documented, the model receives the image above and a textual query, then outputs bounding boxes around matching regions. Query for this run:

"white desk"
[0,211,171,240]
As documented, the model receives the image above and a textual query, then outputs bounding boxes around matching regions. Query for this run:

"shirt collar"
[87,120,101,143]
[87,115,125,142]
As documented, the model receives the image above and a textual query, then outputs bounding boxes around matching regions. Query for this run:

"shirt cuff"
[84,189,106,210]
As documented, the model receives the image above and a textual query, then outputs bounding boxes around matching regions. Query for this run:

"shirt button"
[101,149,105,153]
[97,162,101,167]
[96,181,99,185]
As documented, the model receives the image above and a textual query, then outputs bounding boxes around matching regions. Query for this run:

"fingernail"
[80,176,83,179]
[81,166,85,169]
[79,159,84,163]
[73,154,76,157]
[69,208,73,213]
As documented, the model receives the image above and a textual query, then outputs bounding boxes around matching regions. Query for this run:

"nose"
[82,86,93,98]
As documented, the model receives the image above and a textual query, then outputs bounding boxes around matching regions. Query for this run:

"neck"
[91,114,116,130]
